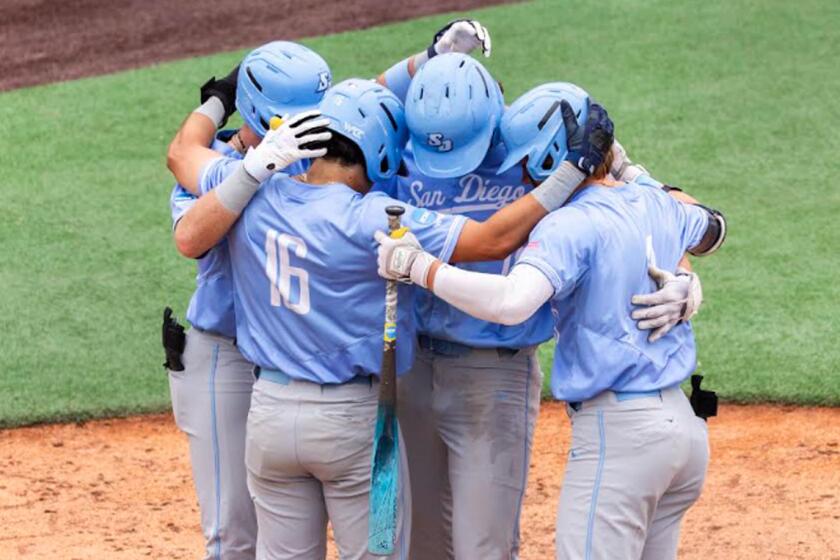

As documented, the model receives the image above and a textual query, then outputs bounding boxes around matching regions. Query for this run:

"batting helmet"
[405,53,504,178]
[319,79,408,183]
[497,82,590,181]
[236,41,332,137]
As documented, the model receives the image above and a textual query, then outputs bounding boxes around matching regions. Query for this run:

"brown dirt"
[0,0,516,92]
[2,403,838,559]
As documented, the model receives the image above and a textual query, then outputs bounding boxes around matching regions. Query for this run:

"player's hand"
[200,64,240,128]
[562,101,615,175]
[243,111,331,182]
[609,139,650,183]
[631,265,703,342]
[374,230,437,288]
[432,19,491,57]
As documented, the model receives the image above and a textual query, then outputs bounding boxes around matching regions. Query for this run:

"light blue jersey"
[375,142,554,349]
[517,181,710,402]
[170,131,308,338]
[170,131,241,337]
[199,159,466,383]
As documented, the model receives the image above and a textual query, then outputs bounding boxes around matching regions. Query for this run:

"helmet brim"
[496,142,531,176]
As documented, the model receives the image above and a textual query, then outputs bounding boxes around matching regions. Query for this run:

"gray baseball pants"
[397,344,542,560]
[168,328,258,560]
[556,385,709,560]
[245,373,410,560]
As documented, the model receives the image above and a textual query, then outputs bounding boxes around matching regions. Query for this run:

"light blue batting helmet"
[319,79,408,183]
[236,41,332,137]
[497,82,590,180]
[405,53,504,178]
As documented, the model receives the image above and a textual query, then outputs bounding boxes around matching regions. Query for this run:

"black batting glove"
[199,64,240,128]
[562,101,615,175]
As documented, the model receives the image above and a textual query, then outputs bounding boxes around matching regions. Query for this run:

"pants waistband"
[417,334,524,358]
[189,326,237,346]
[568,389,663,412]
[257,367,374,388]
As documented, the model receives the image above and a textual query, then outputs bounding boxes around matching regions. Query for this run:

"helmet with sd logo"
[405,53,504,178]
[318,79,408,182]
[236,41,332,137]
[497,82,590,181]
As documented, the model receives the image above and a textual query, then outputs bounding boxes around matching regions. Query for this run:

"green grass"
[1,0,838,427]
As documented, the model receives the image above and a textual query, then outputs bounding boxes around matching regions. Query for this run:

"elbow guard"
[689,205,727,256]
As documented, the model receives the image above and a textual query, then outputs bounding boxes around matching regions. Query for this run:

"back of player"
[196,79,465,560]
[518,182,715,560]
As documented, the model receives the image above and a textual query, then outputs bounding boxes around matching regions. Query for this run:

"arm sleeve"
[361,195,467,262]
[197,156,242,195]
[381,59,413,102]
[515,208,597,300]
[679,201,711,252]
[432,263,555,326]
[170,185,197,229]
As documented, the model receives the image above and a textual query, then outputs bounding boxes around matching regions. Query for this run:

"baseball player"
[376,85,727,560]
[374,25,705,558]
[164,41,331,560]
[166,74,616,559]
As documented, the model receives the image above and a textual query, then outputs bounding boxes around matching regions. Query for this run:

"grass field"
[1,0,838,427]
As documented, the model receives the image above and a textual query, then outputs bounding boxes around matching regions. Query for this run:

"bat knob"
[269,116,284,130]
[385,206,405,217]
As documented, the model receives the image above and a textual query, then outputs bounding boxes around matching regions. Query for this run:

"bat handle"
[386,205,405,233]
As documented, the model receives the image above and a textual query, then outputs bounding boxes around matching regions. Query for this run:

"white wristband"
[409,251,437,289]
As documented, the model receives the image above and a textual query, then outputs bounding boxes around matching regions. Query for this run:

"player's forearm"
[174,191,239,258]
[173,164,261,258]
[376,51,428,101]
[451,196,548,262]
[167,99,226,194]
[427,262,553,325]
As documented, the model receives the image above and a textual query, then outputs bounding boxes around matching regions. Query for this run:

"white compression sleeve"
[432,263,554,326]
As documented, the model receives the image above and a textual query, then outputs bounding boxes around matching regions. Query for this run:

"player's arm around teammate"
[164,42,332,560]
[378,90,726,560]
[377,18,491,101]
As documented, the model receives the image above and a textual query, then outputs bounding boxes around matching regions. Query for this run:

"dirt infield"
[0,0,515,92]
[2,403,838,559]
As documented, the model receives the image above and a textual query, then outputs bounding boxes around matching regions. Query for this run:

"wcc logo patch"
[427,132,453,152]
[411,208,438,226]
[316,71,332,93]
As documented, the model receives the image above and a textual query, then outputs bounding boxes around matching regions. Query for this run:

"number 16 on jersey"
[265,229,310,315]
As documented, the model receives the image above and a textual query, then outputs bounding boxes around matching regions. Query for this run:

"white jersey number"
[265,230,311,315]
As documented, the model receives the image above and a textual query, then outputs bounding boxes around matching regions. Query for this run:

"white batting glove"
[434,19,491,57]
[631,265,703,342]
[609,139,650,183]
[243,110,331,182]
[374,230,437,289]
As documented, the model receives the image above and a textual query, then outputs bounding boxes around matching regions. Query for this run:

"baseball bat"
[368,205,405,555]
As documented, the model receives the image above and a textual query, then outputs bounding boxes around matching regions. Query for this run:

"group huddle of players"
[163,17,726,560]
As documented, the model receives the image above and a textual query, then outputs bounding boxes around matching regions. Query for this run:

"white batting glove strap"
[630,265,703,342]
[243,110,331,183]
[678,267,703,321]
[435,20,491,57]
